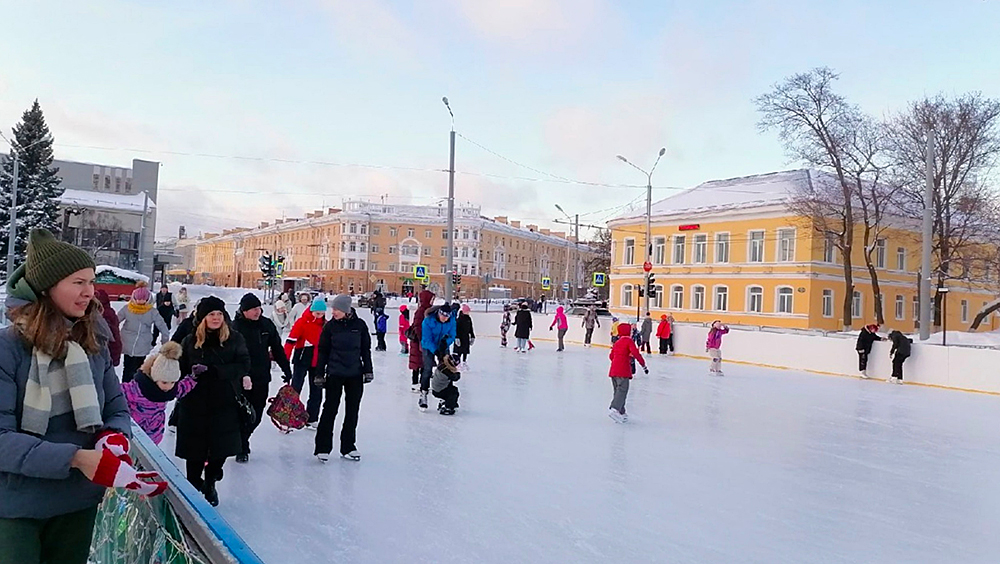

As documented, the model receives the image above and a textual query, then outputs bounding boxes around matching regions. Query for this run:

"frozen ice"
[160,337,1000,563]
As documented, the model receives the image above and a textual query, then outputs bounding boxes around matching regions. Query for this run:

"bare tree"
[887,94,1000,327]
[585,228,612,300]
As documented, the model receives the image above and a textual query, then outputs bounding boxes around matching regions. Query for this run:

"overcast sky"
[1,0,998,241]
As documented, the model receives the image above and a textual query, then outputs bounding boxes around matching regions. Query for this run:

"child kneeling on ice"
[432,353,462,415]
[122,341,205,444]
[608,323,647,423]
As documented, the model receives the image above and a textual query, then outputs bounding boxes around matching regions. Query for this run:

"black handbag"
[235,389,256,432]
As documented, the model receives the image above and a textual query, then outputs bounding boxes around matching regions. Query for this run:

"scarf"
[134,369,179,403]
[22,341,102,436]
[128,301,153,315]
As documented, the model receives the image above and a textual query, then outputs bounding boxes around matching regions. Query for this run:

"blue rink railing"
[89,424,265,564]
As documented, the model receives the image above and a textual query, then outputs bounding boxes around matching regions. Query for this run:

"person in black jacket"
[513,302,533,353]
[855,324,882,378]
[152,285,175,345]
[314,294,373,462]
[177,296,251,507]
[888,330,912,384]
[231,293,293,463]
[454,304,475,364]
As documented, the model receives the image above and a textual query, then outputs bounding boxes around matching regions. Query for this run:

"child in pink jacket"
[706,320,730,376]
[122,341,204,444]
[549,306,569,351]
[399,305,411,355]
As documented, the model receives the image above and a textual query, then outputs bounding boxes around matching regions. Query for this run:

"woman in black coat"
[513,303,533,353]
[176,297,250,507]
[453,304,476,363]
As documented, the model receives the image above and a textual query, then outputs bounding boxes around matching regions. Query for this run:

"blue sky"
[1,0,998,239]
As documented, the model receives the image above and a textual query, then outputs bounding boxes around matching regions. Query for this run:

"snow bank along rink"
[152,309,1000,564]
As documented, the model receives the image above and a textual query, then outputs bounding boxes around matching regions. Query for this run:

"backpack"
[266,384,309,433]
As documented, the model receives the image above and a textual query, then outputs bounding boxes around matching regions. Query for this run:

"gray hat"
[331,294,352,315]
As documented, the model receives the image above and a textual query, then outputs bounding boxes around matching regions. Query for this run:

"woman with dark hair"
[94,289,122,367]
[0,230,160,564]
[513,302,533,353]
[176,296,250,507]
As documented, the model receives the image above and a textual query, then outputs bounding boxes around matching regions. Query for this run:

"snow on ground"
[160,339,1000,563]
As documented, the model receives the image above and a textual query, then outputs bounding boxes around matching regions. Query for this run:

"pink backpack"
[266,384,309,433]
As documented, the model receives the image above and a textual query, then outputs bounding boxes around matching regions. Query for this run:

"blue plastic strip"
[131,424,266,564]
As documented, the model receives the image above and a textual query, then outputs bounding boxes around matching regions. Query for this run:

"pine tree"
[0,100,63,276]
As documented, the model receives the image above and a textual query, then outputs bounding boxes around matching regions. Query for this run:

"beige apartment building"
[192,201,592,299]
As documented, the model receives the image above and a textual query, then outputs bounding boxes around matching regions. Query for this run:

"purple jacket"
[123,373,197,444]
[706,326,729,350]
[550,307,568,330]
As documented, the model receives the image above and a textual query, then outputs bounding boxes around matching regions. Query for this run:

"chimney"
[540,229,550,235]
[510,220,521,228]
[553,231,565,239]
[328,208,340,215]
[178,226,187,239]
[495,216,508,225]
[259,222,269,229]
[275,219,284,225]
[527,224,538,232]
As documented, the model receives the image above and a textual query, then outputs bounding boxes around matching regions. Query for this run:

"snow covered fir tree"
[0,100,63,277]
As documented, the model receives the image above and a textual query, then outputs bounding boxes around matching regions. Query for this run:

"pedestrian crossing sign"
[414,265,427,280]
[541,277,552,290]
[593,272,607,287]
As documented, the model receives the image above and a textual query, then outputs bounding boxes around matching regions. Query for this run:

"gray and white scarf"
[21,341,103,436]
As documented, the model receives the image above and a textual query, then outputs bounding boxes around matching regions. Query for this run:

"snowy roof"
[612,169,820,223]
[59,189,155,213]
[95,265,149,284]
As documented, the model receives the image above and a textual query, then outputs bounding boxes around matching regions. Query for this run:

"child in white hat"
[122,342,206,444]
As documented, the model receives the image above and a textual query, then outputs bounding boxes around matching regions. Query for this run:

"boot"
[203,480,219,507]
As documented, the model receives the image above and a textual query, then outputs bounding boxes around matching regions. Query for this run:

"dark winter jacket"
[172,315,196,344]
[889,331,912,357]
[454,313,475,355]
[232,313,292,383]
[421,306,457,355]
[0,307,131,519]
[856,327,883,353]
[155,290,174,318]
[514,309,533,339]
[408,290,435,370]
[176,329,250,461]
[318,309,373,379]
[96,290,122,366]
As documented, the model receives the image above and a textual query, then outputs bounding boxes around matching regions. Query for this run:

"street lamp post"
[939,286,950,346]
[616,148,666,314]
[442,97,456,302]
[555,204,581,301]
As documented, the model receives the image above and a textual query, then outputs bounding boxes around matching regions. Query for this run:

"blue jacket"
[421,306,456,354]
[0,319,131,519]
[375,314,388,333]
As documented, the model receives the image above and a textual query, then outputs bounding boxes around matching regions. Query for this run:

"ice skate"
[410,384,420,393]
[608,408,624,423]
[341,451,361,461]
[621,412,629,423]
[419,391,429,411]
[316,453,330,463]
[439,407,456,416]
[860,370,870,379]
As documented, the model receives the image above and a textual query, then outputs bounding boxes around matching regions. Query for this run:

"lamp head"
[616,155,627,163]
[658,147,666,157]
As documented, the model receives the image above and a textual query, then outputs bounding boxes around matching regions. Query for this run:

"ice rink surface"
[162,336,1000,563]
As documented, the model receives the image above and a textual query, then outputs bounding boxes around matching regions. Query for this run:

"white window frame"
[895,295,905,321]
[653,285,664,309]
[896,247,906,271]
[624,238,635,265]
[961,299,969,323]
[822,289,834,318]
[913,296,919,321]
[670,285,684,310]
[693,234,707,264]
[672,235,686,265]
[622,284,634,307]
[714,232,730,264]
[691,285,706,311]
[852,291,863,320]
[713,285,729,312]
[776,228,795,262]
[653,237,666,265]
[776,286,793,314]
[748,230,765,263]
[823,236,836,263]
[747,286,764,313]
[876,239,887,269]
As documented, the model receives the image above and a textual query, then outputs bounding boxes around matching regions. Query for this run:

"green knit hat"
[24,229,96,293]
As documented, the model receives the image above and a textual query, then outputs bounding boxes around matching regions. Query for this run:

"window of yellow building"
[749,230,765,263]
[715,233,730,263]
[777,287,793,313]
[693,234,707,264]
[672,235,685,264]
[713,286,728,311]
[692,285,706,310]
[777,229,795,262]
[748,286,763,313]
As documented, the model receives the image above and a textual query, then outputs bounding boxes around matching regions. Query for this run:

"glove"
[450,372,461,382]
[91,449,167,498]
[470,338,475,346]
[313,373,327,387]
[643,367,649,375]
[190,364,208,378]
[363,373,374,384]
[95,431,131,465]
[549,327,553,331]
[282,372,292,384]
[242,376,253,390]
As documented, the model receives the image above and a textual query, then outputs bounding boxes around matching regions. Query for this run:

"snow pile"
[96,265,149,284]
[912,330,1000,348]
[60,189,155,212]
[163,282,265,308]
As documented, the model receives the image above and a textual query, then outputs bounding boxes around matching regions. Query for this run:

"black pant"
[584,327,595,344]
[151,309,173,344]
[0,505,98,564]
[432,382,460,409]
[892,354,908,380]
[241,382,270,454]
[122,354,144,382]
[411,368,420,386]
[186,457,225,488]
[858,350,870,371]
[291,358,322,422]
[421,349,435,392]
[661,335,674,353]
[375,332,387,351]
[659,338,668,354]
[315,377,364,456]
[641,338,651,354]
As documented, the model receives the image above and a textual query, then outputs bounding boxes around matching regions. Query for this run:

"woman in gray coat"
[118,283,169,382]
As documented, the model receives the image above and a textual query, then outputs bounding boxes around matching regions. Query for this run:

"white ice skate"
[341,451,361,461]
[410,384,420,393]
[621,412,629,423]
[608,408,624,423]
[419,391,429,411]
[316,453,330,463]
[860,370,870,379]
[305,422,318,431]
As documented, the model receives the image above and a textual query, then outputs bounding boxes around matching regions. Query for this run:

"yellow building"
[193,201,592,298]
[607,169,1000,332]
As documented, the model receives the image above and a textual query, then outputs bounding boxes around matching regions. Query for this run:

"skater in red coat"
[607,323,646,423]
[407,290,435,392]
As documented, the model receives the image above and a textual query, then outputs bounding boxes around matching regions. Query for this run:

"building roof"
[59,189,155,213]
[612,169,817,223]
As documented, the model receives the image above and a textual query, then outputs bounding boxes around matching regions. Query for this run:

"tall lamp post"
[616,147,666,313]
[555,204,580,301]
[442,97,456,302]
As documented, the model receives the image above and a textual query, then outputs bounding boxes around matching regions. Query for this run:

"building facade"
[193,201,592,298]
[607,169,1000,332]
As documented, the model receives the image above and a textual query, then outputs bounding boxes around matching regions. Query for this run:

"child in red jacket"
[608,323,647,423]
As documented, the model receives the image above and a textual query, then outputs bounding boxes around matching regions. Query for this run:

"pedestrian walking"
[0,229,161,564]
[419,303,456,411]
[656,314,673,355]
[610,317,621,345]
[706,320,730,376]
[175,286,190,323]
[608,323,647,423]
[888,329,912,384]
[284,297,327,426]
[374,311,389,351]
[314,295,373,461]
[289,292,311,327]
[550,306,568,351]
[513,302,533,353]
[272,293,290,334]
[176,296,250,507]
[95,289,122,367]
[500,304,512,347]
[856,324,882,379]
[582,305,601,347]
[454,304,476,364]
[232,293,293,462]
[121,341,201,444]
[398,305,411,355]
[152,284,174,345]
[119,283,170,382]
[640,312,653,354]
[408,290,435,393]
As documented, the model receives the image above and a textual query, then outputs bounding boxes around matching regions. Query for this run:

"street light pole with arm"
[616,147,666,314]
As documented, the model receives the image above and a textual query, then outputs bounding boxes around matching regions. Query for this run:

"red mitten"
[91,449,168,498]
[95,431,132,465]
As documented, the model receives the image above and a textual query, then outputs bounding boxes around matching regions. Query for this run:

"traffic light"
[647,273,657,297]
[452,272,462,286]
[259,254,271,275]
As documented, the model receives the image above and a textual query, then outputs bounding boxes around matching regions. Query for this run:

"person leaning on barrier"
[0,229,165,564]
